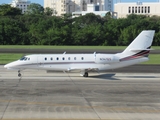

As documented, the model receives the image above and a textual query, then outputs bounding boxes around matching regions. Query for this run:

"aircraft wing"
[68,67,99,72]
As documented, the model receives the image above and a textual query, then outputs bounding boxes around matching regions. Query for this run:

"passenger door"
[37,56,44,67]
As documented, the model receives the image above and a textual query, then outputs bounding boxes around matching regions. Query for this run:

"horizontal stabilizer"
[130,49,153,52]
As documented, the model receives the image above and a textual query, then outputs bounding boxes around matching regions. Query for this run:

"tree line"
[0,4,160,46]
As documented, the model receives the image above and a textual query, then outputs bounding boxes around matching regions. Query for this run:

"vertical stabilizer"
[121,30,155,57]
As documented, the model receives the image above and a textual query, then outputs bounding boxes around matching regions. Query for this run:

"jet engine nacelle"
[95,54,119,64]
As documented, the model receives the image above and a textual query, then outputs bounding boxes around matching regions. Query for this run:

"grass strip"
[142,54,160,64]
[0,45,159,50]
[0,54,23,64]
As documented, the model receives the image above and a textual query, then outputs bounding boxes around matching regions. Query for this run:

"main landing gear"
[18,70,21,77]
[81,72,88,77]
[80,70,89,77]
[83,72,88,77]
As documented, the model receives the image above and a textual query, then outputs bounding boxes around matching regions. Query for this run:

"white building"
[84,0,113,11]
[72,1,116,18]
[11,0,31,14]
[44,0,113,16]
[44,0,70,15]
[72,11,112,18]
[72,3,117,18]
[114,1,160,18]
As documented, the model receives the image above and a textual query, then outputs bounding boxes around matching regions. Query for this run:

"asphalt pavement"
[0,67,160,120]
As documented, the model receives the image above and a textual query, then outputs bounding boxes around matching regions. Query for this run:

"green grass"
[0,45,125,50]
[0,45,159,50]
[142,54,160,64]
[1,53,160,65]
[0,54,23,64]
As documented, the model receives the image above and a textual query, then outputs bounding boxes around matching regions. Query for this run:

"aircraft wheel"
[83,72,88,77]
[18,70,21,77]
[18,73,21,77]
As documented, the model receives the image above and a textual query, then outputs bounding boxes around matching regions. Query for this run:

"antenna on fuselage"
[63,51,66,54]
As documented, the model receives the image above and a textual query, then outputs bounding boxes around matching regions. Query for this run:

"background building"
[114,1,160,18]
[44,0,70,16]
[104,0,113,11]
[44,0,113,16]
[11,0,31,14]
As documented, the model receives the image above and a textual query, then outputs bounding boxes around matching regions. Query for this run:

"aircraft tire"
[18,73,21,77]
[83,72,88,77]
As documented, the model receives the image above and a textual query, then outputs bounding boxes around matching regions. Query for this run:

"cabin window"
[62,57,65,60]
[51,57,53,60]
[74,57,76,60]
[20,57,30,61]
[20,57,25,61]
[81,57,84,60]
[68,57,70,60]
[45,57,47,60]
[23,57,27,61]
[57,57,59,60]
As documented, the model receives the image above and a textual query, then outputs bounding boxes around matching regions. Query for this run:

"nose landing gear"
[18,70,21,77]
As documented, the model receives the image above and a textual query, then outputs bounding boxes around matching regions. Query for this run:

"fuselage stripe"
[120,50,150,61]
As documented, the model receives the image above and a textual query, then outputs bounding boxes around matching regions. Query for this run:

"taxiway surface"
[0,65,160,120]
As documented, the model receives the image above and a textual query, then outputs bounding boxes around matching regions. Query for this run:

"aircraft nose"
[4,63,15,69]
[4,64,7,68]
[4,61,20,70]
[4,64,9,69]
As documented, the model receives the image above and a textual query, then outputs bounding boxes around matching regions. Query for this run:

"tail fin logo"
[120,46,151,61]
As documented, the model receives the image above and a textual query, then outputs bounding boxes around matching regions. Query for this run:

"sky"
[0,0,44,6]
[0,0,159,6]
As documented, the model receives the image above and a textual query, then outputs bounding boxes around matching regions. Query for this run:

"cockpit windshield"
[20,57,30,61]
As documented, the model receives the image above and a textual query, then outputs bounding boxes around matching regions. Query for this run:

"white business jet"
[4,30,155,77]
